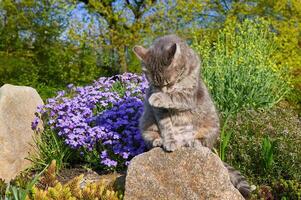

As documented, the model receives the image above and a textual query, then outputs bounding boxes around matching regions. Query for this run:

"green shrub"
[192,19,290,116]
[0,0,108,97]
[0,44,104,97]
[224,105,301,185]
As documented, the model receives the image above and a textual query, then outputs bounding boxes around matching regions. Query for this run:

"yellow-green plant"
[214,0,301,95]
[192,19,290,116]
[1,160,122,200]
[28,177,122,200]
[26,160,122,200]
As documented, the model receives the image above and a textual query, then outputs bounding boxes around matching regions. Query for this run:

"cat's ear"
[133,45,149,62]
[167,43,181,62]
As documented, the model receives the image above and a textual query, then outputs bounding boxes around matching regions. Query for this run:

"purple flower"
[33,73,149,170]
[31,117,40,130]
[67,83,74,89]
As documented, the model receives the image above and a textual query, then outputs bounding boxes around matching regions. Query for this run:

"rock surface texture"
[0,84,43,181]
[124,147,244,200]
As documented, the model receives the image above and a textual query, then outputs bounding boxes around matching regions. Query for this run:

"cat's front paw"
[152,138,163,147]
[163,140,178,152]
[149,93,169,108]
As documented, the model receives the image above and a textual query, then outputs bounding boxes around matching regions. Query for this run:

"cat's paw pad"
[163,140,178,152]
[152,138,163,147]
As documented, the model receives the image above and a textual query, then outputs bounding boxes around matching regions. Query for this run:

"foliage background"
[1,0,300,103]
[0,0,300,199]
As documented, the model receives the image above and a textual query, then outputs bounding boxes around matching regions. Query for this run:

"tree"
[76,0,212,72]
[0,0,102,98]
[0,0,68,86]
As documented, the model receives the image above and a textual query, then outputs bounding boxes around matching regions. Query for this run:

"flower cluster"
[33,73,148,169]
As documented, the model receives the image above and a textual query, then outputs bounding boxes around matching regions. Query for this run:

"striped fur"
[134,34,250,198]
[134,35,220,151]
[223,162,251,199]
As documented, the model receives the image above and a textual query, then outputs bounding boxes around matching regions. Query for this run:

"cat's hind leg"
[195,116,220,149]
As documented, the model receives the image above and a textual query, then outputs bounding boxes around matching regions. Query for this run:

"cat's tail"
[223,162,251,199]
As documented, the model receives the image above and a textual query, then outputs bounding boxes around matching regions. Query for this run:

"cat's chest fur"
[150,85,197,127]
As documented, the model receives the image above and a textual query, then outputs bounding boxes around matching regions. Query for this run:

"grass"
[27,127,74,172]
[261,136,275,172]
[219,116,232,161]
[223,104,301,184]
[218,103,301,198]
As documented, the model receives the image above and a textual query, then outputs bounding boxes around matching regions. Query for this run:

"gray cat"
[134,35,219,151]
[133,34,251,199]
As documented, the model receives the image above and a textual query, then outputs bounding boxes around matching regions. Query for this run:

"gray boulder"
[0,84,43,181]
[124,147,244,200]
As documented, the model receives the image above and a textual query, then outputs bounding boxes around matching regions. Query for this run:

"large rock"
[0,84,43,181]
[124,147,244,200]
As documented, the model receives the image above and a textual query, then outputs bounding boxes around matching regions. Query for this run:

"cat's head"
[133,35,187,88]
